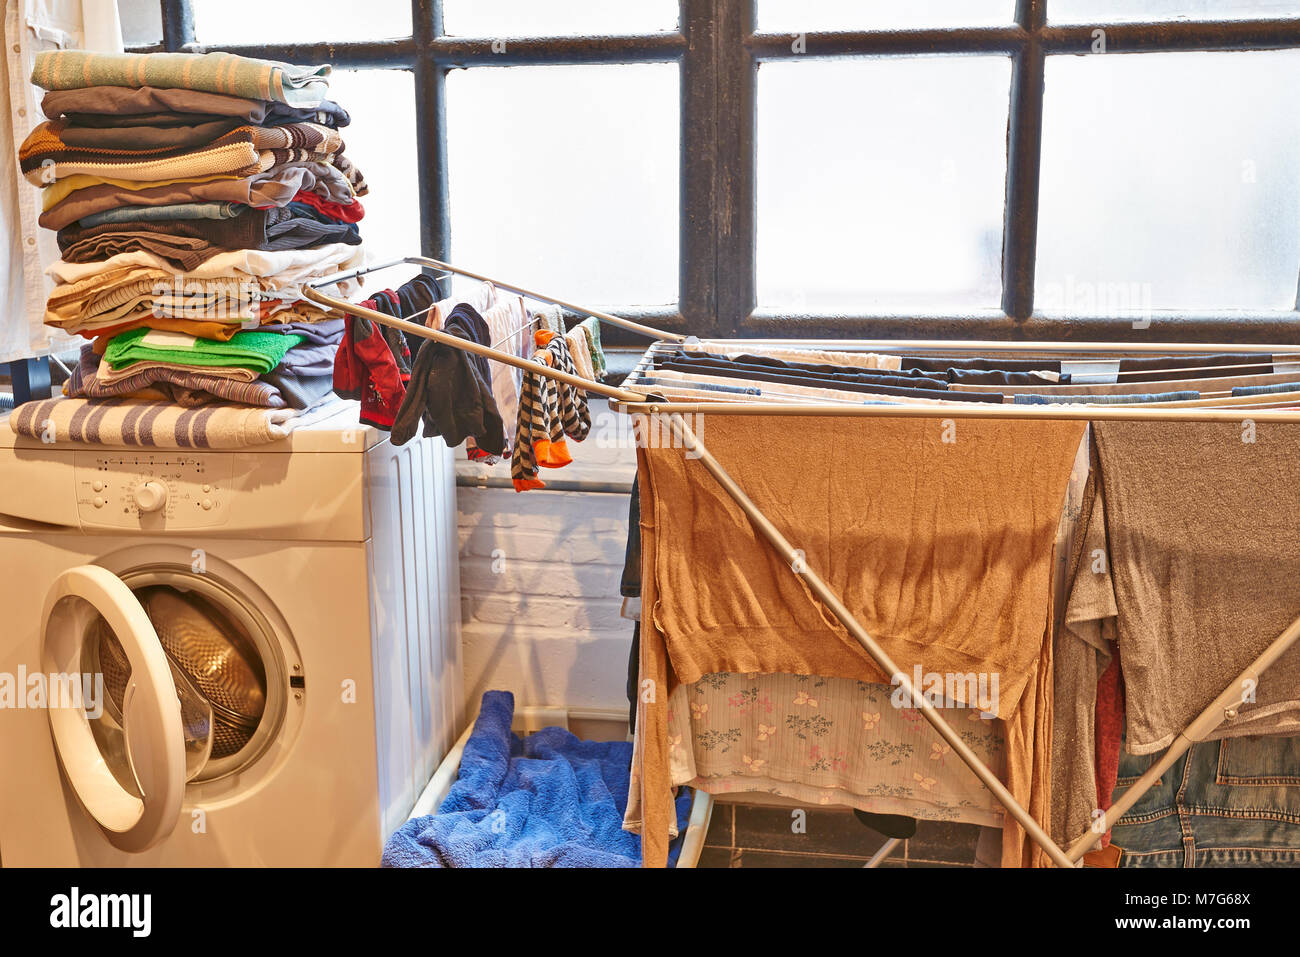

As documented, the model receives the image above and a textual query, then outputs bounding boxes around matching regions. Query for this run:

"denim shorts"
[1110,735,1300,867]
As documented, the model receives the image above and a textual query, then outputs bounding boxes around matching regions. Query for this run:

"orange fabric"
[87,305,331,352]
[540,438,572,468]
[629,461,674,867]
[629,414,1085,867]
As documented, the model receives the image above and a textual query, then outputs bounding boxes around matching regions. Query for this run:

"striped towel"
[7,397,297,448]
[21,124,263,186]
[31,51,330,107]
[20,121,350,187]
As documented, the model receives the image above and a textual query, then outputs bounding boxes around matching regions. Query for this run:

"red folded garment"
[258,188,364,223]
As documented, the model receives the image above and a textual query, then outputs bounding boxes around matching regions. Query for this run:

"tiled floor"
[696,803,983,868]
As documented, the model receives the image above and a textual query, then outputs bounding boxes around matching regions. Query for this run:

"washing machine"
[0,401,464,865]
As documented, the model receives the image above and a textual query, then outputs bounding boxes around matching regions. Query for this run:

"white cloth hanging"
[1,0,122,364]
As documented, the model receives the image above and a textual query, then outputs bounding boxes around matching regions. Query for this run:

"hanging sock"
[511,330,590,491]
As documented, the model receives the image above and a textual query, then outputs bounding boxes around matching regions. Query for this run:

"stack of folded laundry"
[10,50,368,443]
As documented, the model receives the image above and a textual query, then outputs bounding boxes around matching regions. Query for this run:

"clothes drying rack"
[303,256,1300,869]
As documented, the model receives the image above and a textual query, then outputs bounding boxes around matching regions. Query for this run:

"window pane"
[443,0,678,37]
[118,0,161,47]
[447,64,678,308]
[326,71,420,266]
[756,58,1012,313]
[1050,0,1300,23]
[758,0,1012,32]
[1037,51,1300,315]
[192,0,411,44]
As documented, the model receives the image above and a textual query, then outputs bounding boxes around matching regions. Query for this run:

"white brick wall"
[455,400,639,712]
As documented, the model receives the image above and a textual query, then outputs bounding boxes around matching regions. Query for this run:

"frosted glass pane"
[327,71,420,266]
[118,0,161,47]
[759,0,1012,31]
[756,58,1012,312]
[447,64,678,308]
[193,0,411,44]
[1037,51,1300,315]
[443,1,678,37]
[1050,0,1300,23]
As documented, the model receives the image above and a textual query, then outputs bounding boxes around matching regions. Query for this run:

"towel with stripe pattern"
[7,397,297,448]
[30,50,330,107]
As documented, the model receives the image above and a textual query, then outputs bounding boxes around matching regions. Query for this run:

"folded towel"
[47,241,367,287]
[40,162,357,231]
[79,201,244,228]
[20,122,264,186]
[7,397,298,448]
[257,316,346,346]
[259,369,335,411]
[57,116,245,151]
[41,86,349,128]
[20,120,353,188]
[577,317,607,378]
[104,327,303,374]
[1231,381,1300,397]
[57,207,362,270]
[67,347,286,408]
[1012,390,1200,405]
[31,51,330,107]
[381,691,692,868]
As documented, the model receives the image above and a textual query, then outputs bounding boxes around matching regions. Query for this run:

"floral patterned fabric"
[668,672,1006,826]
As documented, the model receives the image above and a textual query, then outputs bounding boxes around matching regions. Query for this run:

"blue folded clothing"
[1012,390,1199,405]
[383,690,692,868]
[1232,381,1300,397]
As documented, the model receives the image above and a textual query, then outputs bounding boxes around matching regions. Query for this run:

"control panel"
[74,451,235,529]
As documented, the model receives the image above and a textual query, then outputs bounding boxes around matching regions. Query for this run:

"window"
[126,0,1300,345]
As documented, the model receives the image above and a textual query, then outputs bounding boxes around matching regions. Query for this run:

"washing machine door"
[41,565,188,853]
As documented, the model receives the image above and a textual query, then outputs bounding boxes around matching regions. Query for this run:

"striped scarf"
[511,333,590,491]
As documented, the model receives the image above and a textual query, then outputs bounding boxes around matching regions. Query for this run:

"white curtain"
[1,0,122,364]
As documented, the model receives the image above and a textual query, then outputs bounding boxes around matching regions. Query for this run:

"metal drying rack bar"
[301,255,1300,868]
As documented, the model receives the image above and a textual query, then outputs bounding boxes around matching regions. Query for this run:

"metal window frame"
[137,0,1300,345]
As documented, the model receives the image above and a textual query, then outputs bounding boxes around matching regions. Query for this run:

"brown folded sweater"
[42,85,272,121]
[55,117,246,151]
[19,121,350,186]
[56,206,360,270]
[629,414,1086,867]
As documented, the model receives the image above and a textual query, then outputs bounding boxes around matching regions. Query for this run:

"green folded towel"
[103,327,304,375]
[31,51,330,108]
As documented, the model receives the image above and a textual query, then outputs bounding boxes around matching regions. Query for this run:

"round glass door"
[42,566,187,852]
[43,562,291,852]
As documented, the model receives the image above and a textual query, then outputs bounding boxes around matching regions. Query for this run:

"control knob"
[132,481,168,513]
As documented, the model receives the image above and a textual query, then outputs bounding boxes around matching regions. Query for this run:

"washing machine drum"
[99,587,268,763]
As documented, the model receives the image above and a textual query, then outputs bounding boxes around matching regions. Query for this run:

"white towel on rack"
[479,295,528,443]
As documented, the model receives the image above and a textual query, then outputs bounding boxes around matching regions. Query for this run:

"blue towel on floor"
[382,691,692,867]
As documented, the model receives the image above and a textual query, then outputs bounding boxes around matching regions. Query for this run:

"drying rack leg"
[864,837,903,869]
[661,412,1075,869]
[1065,609,1300,863]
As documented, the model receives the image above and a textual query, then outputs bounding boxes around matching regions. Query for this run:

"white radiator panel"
[366,434,464,840]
